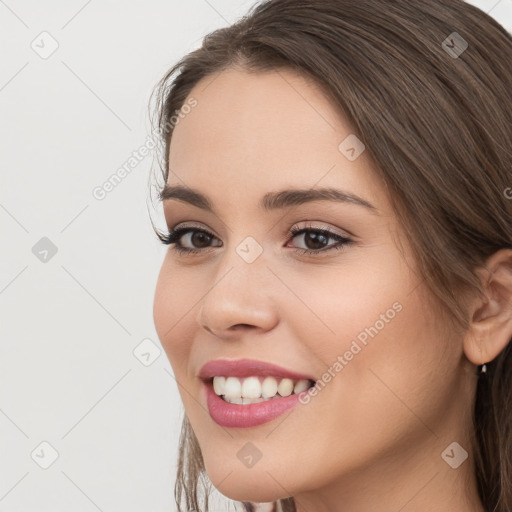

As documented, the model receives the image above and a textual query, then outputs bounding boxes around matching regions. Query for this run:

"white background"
[1,1,511,511]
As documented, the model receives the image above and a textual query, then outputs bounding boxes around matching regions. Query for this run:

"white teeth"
[241,376,262,399]
[212,375,311,402]
[223,376,242,399]
[213,376,226,395]
[261,377,278,398]
[277,378,294,397]
[293,379,310,394]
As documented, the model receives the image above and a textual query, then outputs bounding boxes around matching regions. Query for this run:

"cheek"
[280,255,455,443]
[280,249,413,364]
[307,282,456,449]
[153,259,197,368]
[305,258,448,397]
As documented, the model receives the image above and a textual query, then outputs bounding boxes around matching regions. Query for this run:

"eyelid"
[169,221,221,237]
[169,221,351,242]
[285,221,353,240]
[163,221,355,259]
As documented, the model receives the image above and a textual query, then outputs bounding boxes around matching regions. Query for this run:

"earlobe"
[463,248,512,367]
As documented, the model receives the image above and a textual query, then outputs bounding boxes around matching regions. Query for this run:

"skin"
[153,67,512,511]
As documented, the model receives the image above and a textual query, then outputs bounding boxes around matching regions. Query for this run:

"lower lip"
[204,381,307,428]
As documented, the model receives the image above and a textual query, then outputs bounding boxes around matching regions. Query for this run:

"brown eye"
[288,227,353,255]
[189,230,213,248]
[161,226,222,254]
[302,231,329,250]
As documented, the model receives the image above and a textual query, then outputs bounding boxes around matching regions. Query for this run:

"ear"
[464,248,512,366]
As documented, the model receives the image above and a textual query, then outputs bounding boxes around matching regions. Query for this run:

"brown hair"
[149,1,512,510]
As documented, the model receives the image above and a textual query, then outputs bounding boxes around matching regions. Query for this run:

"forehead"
[167,68,385,210]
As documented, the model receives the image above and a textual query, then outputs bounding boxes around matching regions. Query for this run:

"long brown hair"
[149,1,512,510]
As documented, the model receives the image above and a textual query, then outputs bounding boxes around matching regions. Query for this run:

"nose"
[196,257,280,340]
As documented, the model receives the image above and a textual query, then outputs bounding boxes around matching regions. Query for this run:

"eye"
[286,225,353,255]
[159,226,222,254]
[158,223,353,256]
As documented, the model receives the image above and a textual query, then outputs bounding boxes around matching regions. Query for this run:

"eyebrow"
[160,184,379,214]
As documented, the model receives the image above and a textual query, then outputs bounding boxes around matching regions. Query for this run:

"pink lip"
[203,380,308,428]
[199,358,315,428]
[198,358,316,381]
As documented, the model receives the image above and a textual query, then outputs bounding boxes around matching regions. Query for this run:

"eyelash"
[159,224,353,256]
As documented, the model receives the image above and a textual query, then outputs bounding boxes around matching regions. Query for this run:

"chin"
[203,457,292,503]
[214,478,285,504]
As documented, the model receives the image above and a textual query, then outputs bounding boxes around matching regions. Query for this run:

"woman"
[150,1,512,511]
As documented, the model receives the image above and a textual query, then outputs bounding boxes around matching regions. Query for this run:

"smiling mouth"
[210,375,316,405]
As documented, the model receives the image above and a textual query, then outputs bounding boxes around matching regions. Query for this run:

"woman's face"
[153,68,474,505]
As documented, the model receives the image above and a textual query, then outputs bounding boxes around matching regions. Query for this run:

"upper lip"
[198,358,316,382]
